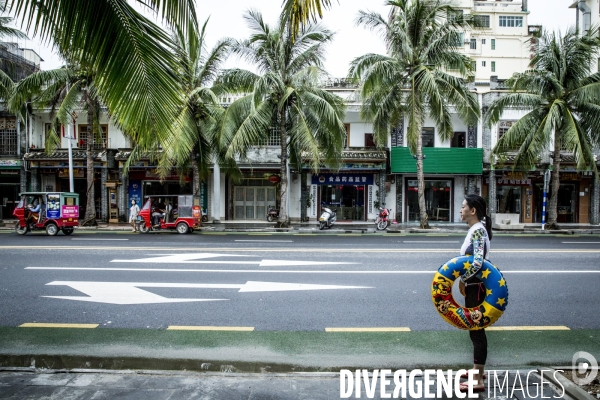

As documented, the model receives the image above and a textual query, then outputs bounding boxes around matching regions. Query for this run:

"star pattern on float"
[463,261,472,270]
[442,264,449,271]
[496,298,506,307]
[498,278,506,287]
[486,288,493,296]
[452,270,461,279]
[481,269,491,279]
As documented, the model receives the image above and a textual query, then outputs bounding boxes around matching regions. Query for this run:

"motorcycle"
[266,206,279,222]
[319,206,337,230]
[375,207,392,230]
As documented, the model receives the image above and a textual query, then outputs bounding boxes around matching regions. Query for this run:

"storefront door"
[406,179,452,222]
[0,182,19,219]
[534,182,579,223]
[319,185,365,220]
[234,186,276,220]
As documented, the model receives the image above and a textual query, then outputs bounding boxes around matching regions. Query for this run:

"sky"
[8,0,575,77]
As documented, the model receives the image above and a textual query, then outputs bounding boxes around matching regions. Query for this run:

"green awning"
[391,147,483,174]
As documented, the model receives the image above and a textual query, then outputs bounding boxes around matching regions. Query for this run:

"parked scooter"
[266,206,279,222]
[319,205,337,230]
[375,207,392,230]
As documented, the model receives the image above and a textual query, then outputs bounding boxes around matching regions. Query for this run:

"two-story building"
[0,42,42,220]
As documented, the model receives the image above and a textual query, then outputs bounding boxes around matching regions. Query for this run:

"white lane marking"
[27,267,600,274]
[402,241,459,243]
[235,240,293,243]
[5,246,600,252]
[44,281,371,304]
[562,242,600,244]
[71,239,129,241]
[111,253,353,267]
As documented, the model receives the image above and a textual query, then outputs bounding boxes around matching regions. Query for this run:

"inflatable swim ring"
[432,255,508,330]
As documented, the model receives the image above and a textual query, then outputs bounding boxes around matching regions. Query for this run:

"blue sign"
[128,180,142,207]
[46,193,61,219]
[311,173,373,185]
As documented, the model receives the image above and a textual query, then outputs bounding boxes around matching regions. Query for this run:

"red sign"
[268,175,281,183]
[61,205,79,218]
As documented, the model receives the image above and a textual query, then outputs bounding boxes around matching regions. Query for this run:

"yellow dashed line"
[167,326,254,331]
[19,323,99,328]
[486,326,570,331]
[326,327,411,332]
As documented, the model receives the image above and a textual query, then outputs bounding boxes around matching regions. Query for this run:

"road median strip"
[167,326,254,331]
[326,327,411,332]
[19,323,99,329]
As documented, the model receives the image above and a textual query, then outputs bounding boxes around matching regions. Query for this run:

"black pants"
[466,279,487,365]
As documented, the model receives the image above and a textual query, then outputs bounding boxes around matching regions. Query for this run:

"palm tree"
[350,0,480,228]
[281,0,333,40]
[133,19,231,198]
[486,27,600,230]
[10,66,104,225]
[216,10,346,226]
[7,0,196,150]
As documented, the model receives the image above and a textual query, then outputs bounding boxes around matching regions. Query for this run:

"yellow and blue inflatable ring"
[432,255,508,330]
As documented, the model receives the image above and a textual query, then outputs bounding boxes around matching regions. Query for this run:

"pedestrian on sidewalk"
[458,194,492,393]
[129,199,140,232]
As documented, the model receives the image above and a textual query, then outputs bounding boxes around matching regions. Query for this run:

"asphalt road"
[1,231,599,331]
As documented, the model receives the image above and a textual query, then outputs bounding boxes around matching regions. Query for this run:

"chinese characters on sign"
[61,205,79,219]
[311,174,374,185]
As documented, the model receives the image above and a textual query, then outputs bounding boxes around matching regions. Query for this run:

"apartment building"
[454,0,540,82]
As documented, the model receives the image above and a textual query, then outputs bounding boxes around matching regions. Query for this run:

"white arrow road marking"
[43,281,371,305]
[111,253,354,267]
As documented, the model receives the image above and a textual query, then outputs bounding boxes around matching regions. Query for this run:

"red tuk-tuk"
[13,192,80,236]
[137,195,202,234]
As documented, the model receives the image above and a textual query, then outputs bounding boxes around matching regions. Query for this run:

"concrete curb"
[539,368,596,400]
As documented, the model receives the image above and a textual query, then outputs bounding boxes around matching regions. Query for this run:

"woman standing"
[458,194,492,393]
[129,199,140,232]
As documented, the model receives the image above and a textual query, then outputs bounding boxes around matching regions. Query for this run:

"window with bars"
[0,118,17,155]
[491,39,496,50]
[474,15,490,28]
[470,39,477,50]
[498,120,518,150]
[256,127,282,147]
[78,124,108,149]
[491,61,496,72]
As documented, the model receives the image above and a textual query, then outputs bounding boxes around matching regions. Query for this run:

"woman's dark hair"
[464,194,493,240]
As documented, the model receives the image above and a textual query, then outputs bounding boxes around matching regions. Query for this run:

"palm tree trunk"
[416,126,430,229]
[278,108,289,227]
[84,97,96,226]
[546,143,561,230]
[191,155,200,195]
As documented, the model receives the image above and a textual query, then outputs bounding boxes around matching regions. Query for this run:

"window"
[481,39,486,45]
[451,32,464,47]
[499,16,523,27]
[498,120,517,149]
[78,124,108,149]
[422,128,435,147]
[0,118,17,155]
[344,124,350,148]
[474,15,490,28]
[470,38,477,50]
[448,9,464,22]
[491,39,496,50]
[365,133,376,148]
[491,61,496,72]
[482,61,487,67]
[451,132,466,148]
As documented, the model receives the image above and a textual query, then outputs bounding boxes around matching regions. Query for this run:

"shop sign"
[0,159,20,167]
[311,173,373,185]
[486,178,532,186]
[61,205,79,218]
[560,172,580,181]
[58,168,85,178]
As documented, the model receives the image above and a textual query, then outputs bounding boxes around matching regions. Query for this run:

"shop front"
[311,173,374,221]
[228,172,279,220]
[405,179,453,222]
[0,159,21,220]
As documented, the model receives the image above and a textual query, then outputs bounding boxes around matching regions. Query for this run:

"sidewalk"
[0,368,574,400]
[2,218,600,234]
